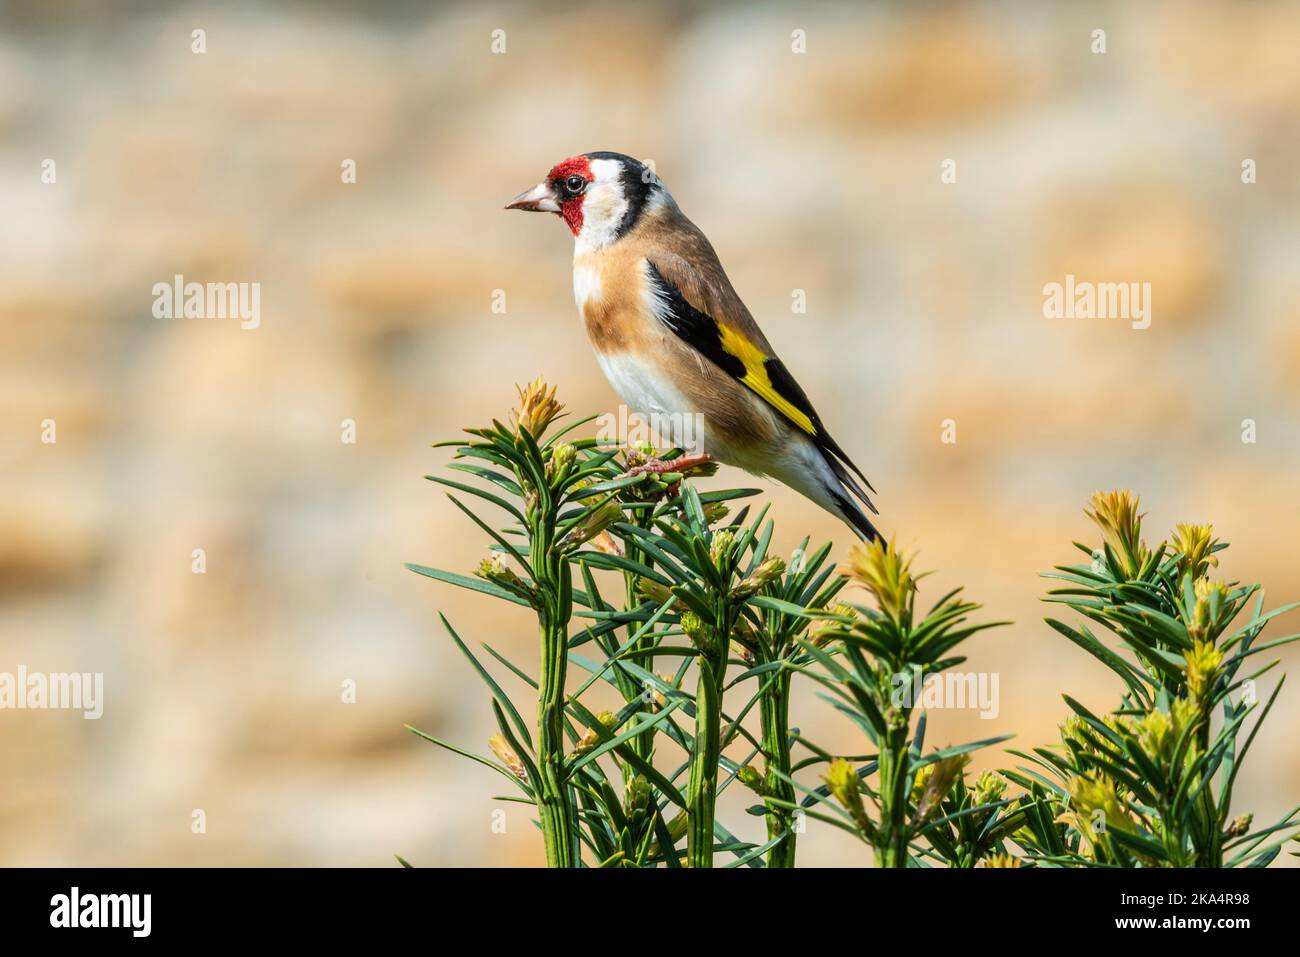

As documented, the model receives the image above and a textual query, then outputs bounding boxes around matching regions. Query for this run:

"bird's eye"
[563,175,586,195]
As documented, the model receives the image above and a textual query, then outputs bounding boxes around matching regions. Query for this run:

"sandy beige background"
[2,0,1298,866]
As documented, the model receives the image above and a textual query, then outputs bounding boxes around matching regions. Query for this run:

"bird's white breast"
[573,263,602,312]
[573,260,673,416]
[593,351,706,455]
[594,352,688,420]
[575,256,706,455]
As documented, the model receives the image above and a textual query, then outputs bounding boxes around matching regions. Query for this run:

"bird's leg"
[622,452,714,477]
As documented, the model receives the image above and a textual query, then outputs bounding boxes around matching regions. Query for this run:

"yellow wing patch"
[716,324,817,436]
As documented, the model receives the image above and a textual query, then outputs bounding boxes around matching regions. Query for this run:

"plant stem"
[875,722,911,868]
[687,653,723,868]
[760,669,797,867]
[533,514,579,868]
[1192,702,1222,867]
[623,510,657,780]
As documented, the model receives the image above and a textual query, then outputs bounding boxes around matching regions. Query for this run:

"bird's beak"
[505,181,561,213]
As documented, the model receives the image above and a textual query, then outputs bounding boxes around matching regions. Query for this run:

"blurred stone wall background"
[2,0,1298,866]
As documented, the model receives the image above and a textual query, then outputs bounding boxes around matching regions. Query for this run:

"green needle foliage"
[787,539,1014,866]
[622,495,789,868]
[742,538,848,866]
[617,497,846,866]
[405,386,1300,869]
[1001,490,1300,867]
[406,381,776,867]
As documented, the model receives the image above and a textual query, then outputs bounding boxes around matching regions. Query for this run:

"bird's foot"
[619,452,716,498]
[623,452,714,478]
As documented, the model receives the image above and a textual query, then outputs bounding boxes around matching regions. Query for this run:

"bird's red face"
[505,154,594,236]
[507,152,662,250]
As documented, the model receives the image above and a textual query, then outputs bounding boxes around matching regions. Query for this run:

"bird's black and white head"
[506,151,669,251]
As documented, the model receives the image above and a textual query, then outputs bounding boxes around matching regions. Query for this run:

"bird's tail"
[825,461,882,542]
[809,428,881,543]
[768,437,882,542]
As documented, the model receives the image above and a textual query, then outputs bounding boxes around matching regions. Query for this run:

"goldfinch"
[506,151,880,541]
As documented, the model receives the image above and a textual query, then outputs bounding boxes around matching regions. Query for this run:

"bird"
[506,151,880,542]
